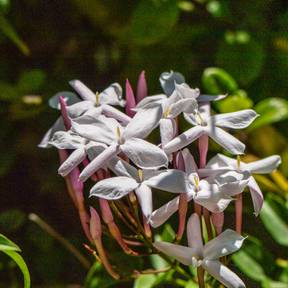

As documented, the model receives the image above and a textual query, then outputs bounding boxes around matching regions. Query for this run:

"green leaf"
[130,0,179,45]
[161,224,175,242]
[0,12,29,55]
[232,249,266,282]
[249,98,288,130]
[202,67,238,95]
[2,250,30,288]
[185,280,198,288]
[215,90,253,113]
[134,274,157,288]
[216,38,265,85]
[262,278,288,288]
[0,233,20,252]
[260,197,288,246]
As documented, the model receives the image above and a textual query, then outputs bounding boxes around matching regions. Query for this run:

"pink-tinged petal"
[125,79,136,117]
[69,80,96,103]
[101,104,131,126]
[211,109,259,129]
[79,143,119,182]
[182,148,198,174]
[176,150,185,171]
[208,127,245,155]
[198,134,209,168]
[153,241,196,266]
[59,96,71,130]
[187,213,204,254]
[58,147,86,176]
[136,70,148,103]
[211,212,224,235]
[247,176,263,216]
[203,229,245,259]
[244,155,281,174]
[135,184,153,218]
[164,126,205,154]
[160,118,177,149]
[202,260,246,288]
[90,176,139,200]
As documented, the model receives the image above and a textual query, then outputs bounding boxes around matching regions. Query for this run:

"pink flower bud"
[59,96,71,130]
[136,70,147,103]
[125,79,136,117]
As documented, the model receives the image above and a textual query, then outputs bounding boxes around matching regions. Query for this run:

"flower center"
[138,169,143,182]
[237,155,241,171]
[116,126,124,144]
[191,256,203,267]
[195,111,207,126]
[163,106,171,118]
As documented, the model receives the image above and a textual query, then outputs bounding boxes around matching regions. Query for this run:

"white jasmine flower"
[154,213,246,288]
[198,154,281,215]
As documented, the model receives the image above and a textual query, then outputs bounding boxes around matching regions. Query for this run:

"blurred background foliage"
[0,0,287,287]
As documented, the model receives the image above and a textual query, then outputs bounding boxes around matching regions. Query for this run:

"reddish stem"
[235,193,243,234]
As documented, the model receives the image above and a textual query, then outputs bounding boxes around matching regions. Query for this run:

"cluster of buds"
[39,71,281,287]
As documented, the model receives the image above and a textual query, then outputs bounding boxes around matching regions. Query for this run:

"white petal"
[58,147,86,176]
[38,117,65,148]
[149,191,194,227]
[107,156,138,179]
[202,260,246,288]
[164,126,205,154]
[194,181,232,213]
[71,115,118,144]
[67,101,95,118]
[123,105,162,140]
[79,143,119,181]
[247,176,263,216]
[198,94,227,102]
[135,94,167,110]
[183,113,198,126]
[187,213,204,254]
[214,170,250,196]
[153,242,196,266]
[244,155,281,174]
[49,131,85,149]
[121,138,168,169]
[206,154,237,169]
[211,110,258,129]
[69,80,96,103]
[182,148,198,174]
[101,104,131,125]
[144,169,188,193]
[160,118,177,148]
[203,229,245,259]
[175,83,200,100]
[160,71,185,96]
[99,83,124,106]
[135,184,153,218]
[169,98,198,118]
[90,176,139,200]
[208,127,245,155]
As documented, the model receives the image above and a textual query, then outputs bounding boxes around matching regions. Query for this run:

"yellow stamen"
[95,92,100,106]
[138,169,143,182]
[163,107,171,118]
[237,155,241,170]
[194,175,199,190]
[195,112,205,126]
[116,126,121,139]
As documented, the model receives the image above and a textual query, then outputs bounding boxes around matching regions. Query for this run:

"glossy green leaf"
[202,67,238,95]
[249,98,288,130]
[232,249,266,282]
[215,90,253,113]
[130,0,179,45]
[262,278,288,288]
[2,250,30,288]
[260,198,288,246]
[0,12,29,55]
[134,274,157,288]
[216,38,265,85]
[0,233,20,252]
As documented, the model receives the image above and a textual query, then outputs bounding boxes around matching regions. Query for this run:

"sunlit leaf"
[260,197,288,246]
[0,234,20,252]
[2,250,30,288]
[130,0,179,45]
[249,98,288,130]
[134,274,157,288]
[202,67,238,95]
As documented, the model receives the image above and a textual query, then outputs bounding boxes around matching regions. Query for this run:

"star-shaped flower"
[198,153,281,215]
[154,213,246,288]
[89,166,188,219]
[71,107,167,181]
[149,149,250,228]
[164,107,259,155]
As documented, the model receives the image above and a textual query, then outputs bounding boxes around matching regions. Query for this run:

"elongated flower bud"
[136,70,147,103]
[125,79,136,117]
[59,96,71,130]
